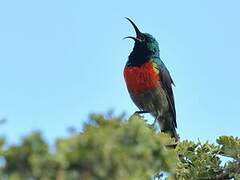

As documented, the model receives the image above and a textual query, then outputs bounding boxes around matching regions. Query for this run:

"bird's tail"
[158,116,179,142]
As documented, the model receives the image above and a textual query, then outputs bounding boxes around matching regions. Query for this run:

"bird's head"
[125,18,160,65]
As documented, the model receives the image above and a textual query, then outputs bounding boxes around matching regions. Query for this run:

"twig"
[199,161,240,180]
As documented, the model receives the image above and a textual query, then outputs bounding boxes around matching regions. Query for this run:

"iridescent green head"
[125,18,160,66]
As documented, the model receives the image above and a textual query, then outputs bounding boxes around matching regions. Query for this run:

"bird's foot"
[165,142,178,149]
[150,118,157,128]
[134,110,149,114]
[130,111,148,119]
[150,114,161,128]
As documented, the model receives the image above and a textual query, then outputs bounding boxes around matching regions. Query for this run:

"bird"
[123,18,179,141]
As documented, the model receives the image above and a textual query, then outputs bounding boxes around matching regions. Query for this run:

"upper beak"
[124,17,143,42]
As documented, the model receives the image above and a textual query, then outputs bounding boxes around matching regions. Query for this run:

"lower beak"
[123,36,142,42]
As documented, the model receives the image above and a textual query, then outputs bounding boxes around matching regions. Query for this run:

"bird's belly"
[130,87,169,118]
[124,61,160,94]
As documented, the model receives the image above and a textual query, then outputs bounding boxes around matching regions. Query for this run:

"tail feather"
[158,116,179,141]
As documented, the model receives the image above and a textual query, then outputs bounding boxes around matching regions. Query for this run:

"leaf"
[217,136,240,159]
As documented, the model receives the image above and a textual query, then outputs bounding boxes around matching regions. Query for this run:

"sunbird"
[123,18,178,140]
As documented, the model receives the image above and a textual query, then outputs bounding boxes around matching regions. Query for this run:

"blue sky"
[0,0,239,143]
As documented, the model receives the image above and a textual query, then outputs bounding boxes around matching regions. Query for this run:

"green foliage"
[0,114,239,179]
[217,136,240,159]
[176,141,222,179]
[2,131,58,179]
[56,114,177,180]
[175,137,240,179]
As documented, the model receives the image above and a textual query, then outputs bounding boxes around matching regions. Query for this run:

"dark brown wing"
[159,65,177,128]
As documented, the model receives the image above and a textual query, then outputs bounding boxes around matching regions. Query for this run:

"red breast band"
[124,61,160,94]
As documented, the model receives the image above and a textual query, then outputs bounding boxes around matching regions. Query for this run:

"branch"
[200,161,240,180]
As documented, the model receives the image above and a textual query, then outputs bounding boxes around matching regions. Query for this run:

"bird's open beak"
[124,17,143,42]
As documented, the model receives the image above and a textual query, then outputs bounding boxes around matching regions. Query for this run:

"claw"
[134,110,149,114]
[150,118,157,127]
